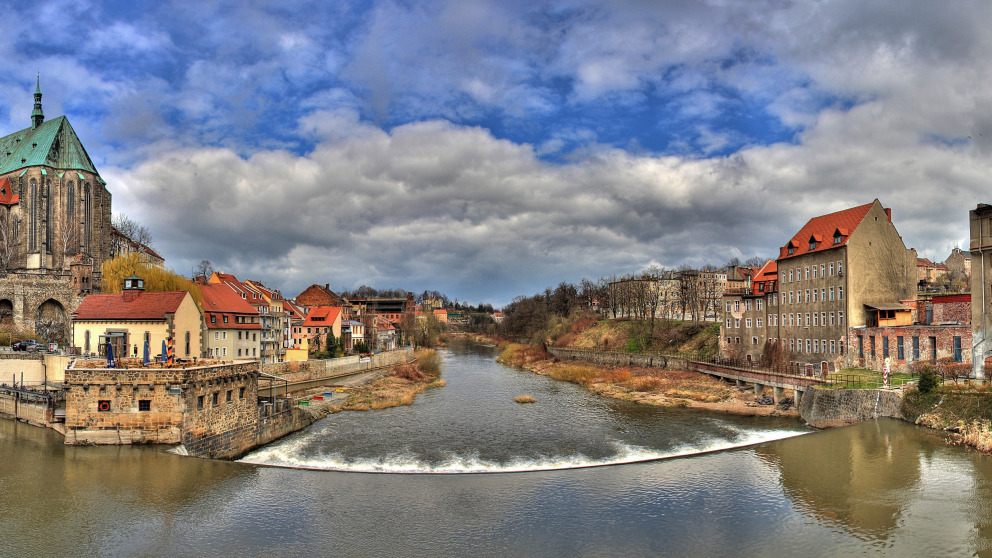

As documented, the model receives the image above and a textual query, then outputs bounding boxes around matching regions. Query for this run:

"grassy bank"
[327,349,444,412]
[549,312,720,358]
[497,342,793,416]
[903,382,992,452]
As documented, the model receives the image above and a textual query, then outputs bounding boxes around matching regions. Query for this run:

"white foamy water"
[239,428,811,474]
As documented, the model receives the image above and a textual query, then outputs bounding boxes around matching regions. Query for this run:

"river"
[3,339,992,556]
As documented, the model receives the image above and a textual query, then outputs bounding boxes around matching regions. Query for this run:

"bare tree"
[55,208,79,269]
[195,259,214,279]
[0,207,20,272]
[111,213,153,256]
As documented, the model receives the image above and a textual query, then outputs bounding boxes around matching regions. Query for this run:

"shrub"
[918,366,940,394]
[514,394,536,404]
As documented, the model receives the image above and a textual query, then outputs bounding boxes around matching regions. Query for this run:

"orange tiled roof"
[303,306,342,327]
[779,202,875,261]
[0,177,19,206]
[73,291,188,321]
[199,283,261,330]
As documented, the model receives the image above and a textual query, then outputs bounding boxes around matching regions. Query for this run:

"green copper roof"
[0,116,100,177]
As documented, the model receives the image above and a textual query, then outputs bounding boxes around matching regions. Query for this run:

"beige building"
[71,276,202,360]
[720,260,779,363]
[971,204,992,378]
[199,282,262,360]
[776,200,916,372]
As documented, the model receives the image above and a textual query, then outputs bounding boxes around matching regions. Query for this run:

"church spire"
[31,75,44,130]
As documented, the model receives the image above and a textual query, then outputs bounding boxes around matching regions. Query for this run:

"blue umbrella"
[106,342,115,369]
[161,340,168,364]
[143,339,150,366]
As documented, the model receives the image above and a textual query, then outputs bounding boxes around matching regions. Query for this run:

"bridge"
[689,360,827,405]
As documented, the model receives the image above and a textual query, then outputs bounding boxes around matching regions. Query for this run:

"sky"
[0,0,987,307]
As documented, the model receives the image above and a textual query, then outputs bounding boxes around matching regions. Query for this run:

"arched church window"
[45,179,51,253]
[83,183,91,254]
[29,178,36,251]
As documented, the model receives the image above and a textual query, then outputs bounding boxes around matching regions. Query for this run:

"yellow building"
[71,276,202,359]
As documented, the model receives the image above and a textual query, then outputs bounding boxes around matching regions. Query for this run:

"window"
[830,312,835,326]
[85,330,91,352]
[829,287,835,301]
[859,336,864,358]
[727,337,732,344]
[745,300,751,311]
[838,287,843,300]
[830,340,836,354]
[789,292,794,304]
[838,311,844,325]
[238,348,242,356]
[813,339,819,352]
[185,332,190,356]
[735,337,741,344]
[805,312,810,326]
[226,390,233,403]
[238,331,242,340]
[734,301,740,312]
[821,288,825,301]
[805,289,810,302]
[734,319,740,328]
[930,336,938,363]
[253,333,257,341]
[789,313,794,326]
[756,299,762,311]
[757,318,762,328]
[790,339,795,351]
[812,265,817,278]
[805,267,809,280]
[214,332,219,340]
[820,264,825,277]
[222,347,227,357]
[834,233,842,245]
[829,263,834,276]
[913,336,920,361]
[726,302,731,312]
[197,395,204,410]
[821,312,826,327]
[745,318,752,328]
[883,336,889,358]
[211,315,216,324]
[726,318,732,328]
[809,241,817,251]
[805,339,810,352]
[870,336,876,358]
[752,337,758,345]
[839,341,844,355]
[239,387,246,399]
[222,332,227,340]
[954,336,963,362]
[813,289,818,302]
[813,313,818,326]
[897,336,904,360]
[223,315,229,324]
[788,246,795,255]
[837,261,843,275]
[789,270,794,282]
[139,400,151,412]
[213,392,219,406]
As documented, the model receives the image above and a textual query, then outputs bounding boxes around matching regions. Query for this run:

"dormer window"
[834,234,842,245]
[787,243,795,255]
[809,241,817,250]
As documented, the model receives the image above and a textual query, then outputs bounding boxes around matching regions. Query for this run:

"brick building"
[720,259,778,362]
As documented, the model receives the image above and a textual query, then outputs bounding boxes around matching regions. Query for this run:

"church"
[0,79,114,343]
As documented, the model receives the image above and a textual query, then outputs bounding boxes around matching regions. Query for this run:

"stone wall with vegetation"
[798,386,904,428]
[548,347,688,370]
[266,349,415,383]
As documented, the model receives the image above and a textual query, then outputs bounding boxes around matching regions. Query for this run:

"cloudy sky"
[0,0,986,306]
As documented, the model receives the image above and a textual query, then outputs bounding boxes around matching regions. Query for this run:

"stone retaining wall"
[548,347,687,370]
[265,349,415,383]
[798,386,904,428]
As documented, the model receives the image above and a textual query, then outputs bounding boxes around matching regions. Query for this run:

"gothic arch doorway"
[35,298,68,344]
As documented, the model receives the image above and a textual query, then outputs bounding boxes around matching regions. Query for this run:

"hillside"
[551,314,720,358]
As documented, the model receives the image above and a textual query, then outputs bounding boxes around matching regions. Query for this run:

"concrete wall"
[0,392,52,427]
[264,349,415,383]
[0,354,70,384]
[798,386,904,428]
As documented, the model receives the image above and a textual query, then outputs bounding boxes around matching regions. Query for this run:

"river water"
[3,339,992,556]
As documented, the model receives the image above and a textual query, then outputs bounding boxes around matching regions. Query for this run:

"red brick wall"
[847,325,971,372]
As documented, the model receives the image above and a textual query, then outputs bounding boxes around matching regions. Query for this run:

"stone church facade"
[0,79,113,343]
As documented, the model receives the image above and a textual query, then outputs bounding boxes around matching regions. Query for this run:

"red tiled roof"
[72,291,188,321]
[303,306,342,327]
[0,177,19,205]
[779,202,875,261]
[199,283,261,330]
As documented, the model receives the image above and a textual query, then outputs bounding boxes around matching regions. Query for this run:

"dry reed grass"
[514,394,537,404]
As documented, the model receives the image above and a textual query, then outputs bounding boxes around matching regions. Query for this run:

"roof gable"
[779,201,875,260]
[0,116,100,176]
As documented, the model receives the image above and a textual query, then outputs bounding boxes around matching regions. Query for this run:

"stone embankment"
[548,347,687,370]
[797,386,904,428]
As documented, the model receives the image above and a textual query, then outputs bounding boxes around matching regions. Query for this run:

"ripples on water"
[240,340,812,473]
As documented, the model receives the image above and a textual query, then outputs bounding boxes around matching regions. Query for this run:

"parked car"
[12,339,43,352]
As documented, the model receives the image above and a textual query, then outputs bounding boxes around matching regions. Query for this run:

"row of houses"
[70,272,418,363]
[720,199,981,375]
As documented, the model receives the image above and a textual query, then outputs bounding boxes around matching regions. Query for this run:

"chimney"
[884,208,892,222]
[122,275,145,303]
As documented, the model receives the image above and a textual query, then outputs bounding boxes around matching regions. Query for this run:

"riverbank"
[496,342,798,418]
[296,349,444,416]
[903,383,992,452]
